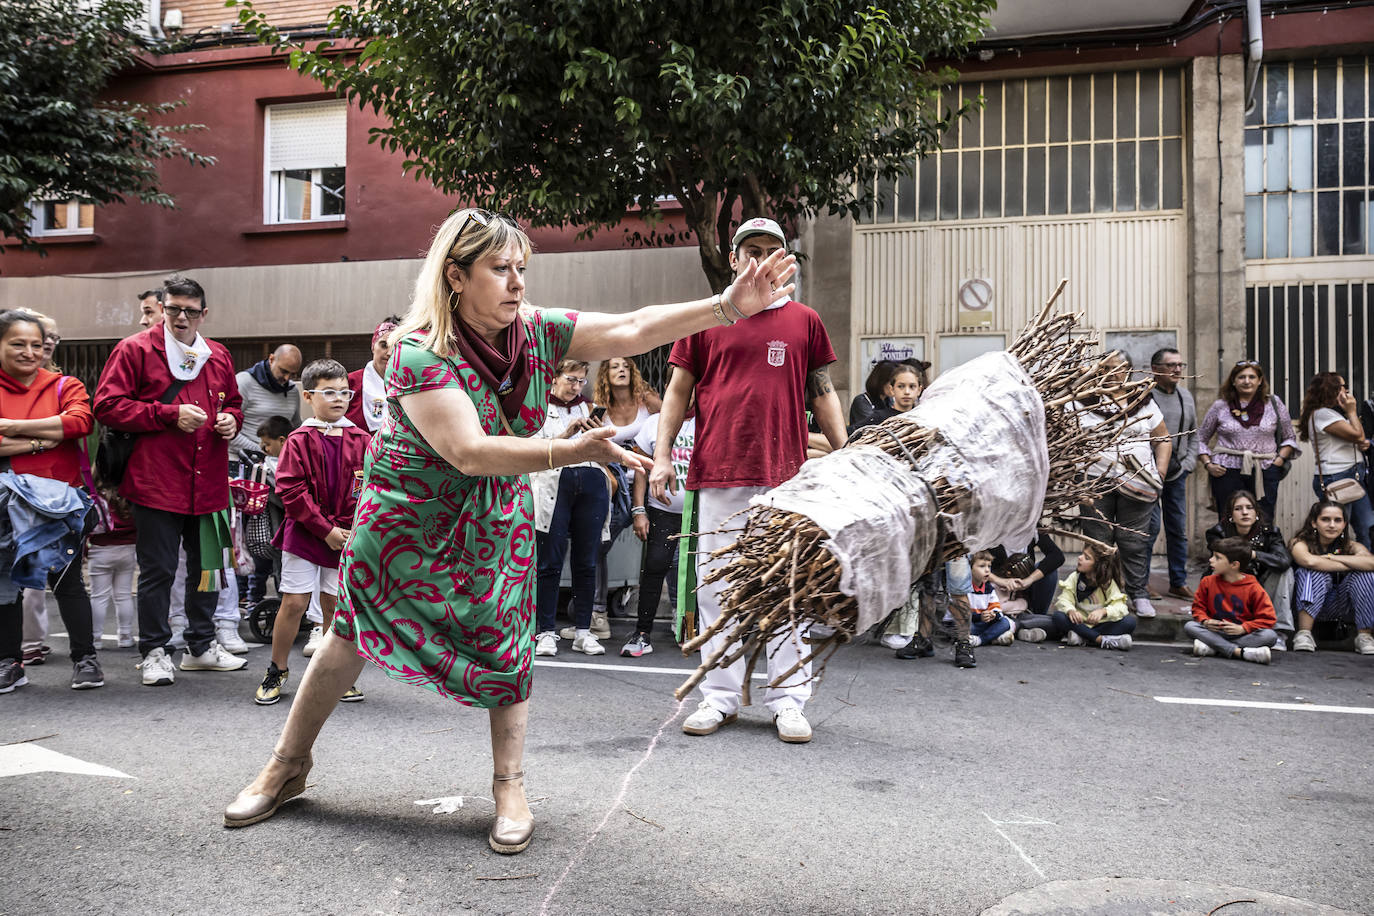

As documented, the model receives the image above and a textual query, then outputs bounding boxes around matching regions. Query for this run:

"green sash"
[674,489,699,643]
[196,509,233,592]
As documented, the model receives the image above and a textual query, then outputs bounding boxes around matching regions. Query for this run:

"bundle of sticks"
[674,280,1156,701]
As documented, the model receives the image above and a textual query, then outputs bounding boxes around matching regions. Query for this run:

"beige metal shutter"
[267,100,346,171]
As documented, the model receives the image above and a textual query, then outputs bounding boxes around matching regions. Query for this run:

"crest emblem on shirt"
[766,339,787,367]
[369,397,384,420]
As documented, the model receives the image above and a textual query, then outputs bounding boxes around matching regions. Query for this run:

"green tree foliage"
[238,0,992,290]
[0,0,213,251]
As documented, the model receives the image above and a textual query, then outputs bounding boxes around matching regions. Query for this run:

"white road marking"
[982,812,1047,879]
[0,744,133,780]
[1155,696,1374,715]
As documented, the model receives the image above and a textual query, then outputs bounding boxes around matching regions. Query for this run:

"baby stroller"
[231,449,308,642]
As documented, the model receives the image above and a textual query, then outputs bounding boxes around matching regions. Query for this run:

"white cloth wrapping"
[750,351,1049,632]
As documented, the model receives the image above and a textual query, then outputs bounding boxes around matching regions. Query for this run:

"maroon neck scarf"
[1226,394,1266,429]
[547,391,589,409]
[451,314,531,422]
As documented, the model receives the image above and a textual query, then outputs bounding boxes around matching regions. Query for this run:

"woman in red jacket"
[0,310,100,694]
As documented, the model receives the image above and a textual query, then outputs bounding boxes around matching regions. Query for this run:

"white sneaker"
[1133,598,1157,619]
[1100,634,1132,651]
[589,610,611,639]
[1064,631,1085,646]
[994,630,1015,646]
[1292,630,1317,652]
[217,624,249,655]
[572,633,605,656]
[774,707,813,744]
[1242,646,1272,665]
[1192,639,1215,657]
[179,642,248,671]
[1272,633,1288,651]
[117,633,135,649]
[302,625,324,657]
[967,634,982,647]
[140,647,176,686]
[535,633,558,657]
[879,634,909,650]
[1355,633,1374,655]
[1017,627,1047,643]
[682,700,736,736]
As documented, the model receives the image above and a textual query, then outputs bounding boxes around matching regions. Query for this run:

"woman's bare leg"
[240,630,365,796]
[488,700,532,822]
[269,593,311,670]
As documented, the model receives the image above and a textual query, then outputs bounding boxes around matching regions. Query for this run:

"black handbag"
[94,379,187,486]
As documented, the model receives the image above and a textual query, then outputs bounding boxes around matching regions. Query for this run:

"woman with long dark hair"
[1288,500,1374,654]
[1297,371,1372,549]
[1197,360,1298,522]
[1205,489,1293,648]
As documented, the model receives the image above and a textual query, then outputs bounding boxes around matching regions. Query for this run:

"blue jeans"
[536,467,608,633]
[1148,471,1191,588]
[970,613,1012,643]
[1312,467,1373,550]
[1210,465,1285,527]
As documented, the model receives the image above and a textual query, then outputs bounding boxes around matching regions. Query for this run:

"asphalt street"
[2,618,1372,916]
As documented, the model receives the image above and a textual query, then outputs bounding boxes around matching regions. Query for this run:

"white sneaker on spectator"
[117,633,135,649]
[682,700,735,736]
[1242,646,1272,665]
[217,624,249,655]
[140,647,176,687]
[1291,630,1317,652]
[1192,639,1215,657]
[967,635,982,647]
[1272,633,1288,651]
[879,634,909,650]
[535,632,558,657]
[1100,634,1132,651]
[1017,627,1047,643]
[1064,631,1085,646]
[1355,633,1374,655]
[589,611,611,640]
[773,707,813,744]
[1133,598,1157,619]
[994,630,1015,646]
[572,633,605,656]
[179,643,247,672]
[302,626,324,657]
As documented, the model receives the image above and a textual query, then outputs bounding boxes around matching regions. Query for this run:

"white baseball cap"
[731,217,787,249]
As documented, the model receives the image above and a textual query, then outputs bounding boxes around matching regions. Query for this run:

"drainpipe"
[1243,0,1264,113]
[149,0,166,40]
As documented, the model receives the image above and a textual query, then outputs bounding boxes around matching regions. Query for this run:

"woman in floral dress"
[224,208,796,855]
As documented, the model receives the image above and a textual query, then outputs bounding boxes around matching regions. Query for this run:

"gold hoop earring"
[448,290,459,310]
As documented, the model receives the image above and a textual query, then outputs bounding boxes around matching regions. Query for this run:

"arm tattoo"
[806,367,835,401]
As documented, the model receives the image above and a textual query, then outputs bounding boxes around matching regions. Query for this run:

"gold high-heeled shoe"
[488,771,534,854]
[223,750,313,828]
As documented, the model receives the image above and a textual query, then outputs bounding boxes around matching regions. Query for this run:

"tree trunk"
[678,191,734,294]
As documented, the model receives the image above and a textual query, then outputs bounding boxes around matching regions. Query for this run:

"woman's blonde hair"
[389,209,533,358]
[593,357,655,409]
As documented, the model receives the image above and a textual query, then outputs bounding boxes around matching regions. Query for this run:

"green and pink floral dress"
[332,308,577,707]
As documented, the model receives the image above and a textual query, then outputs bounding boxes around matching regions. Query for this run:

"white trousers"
[88,543,137,639]
[20,588,47,651]
[696,486,811,716]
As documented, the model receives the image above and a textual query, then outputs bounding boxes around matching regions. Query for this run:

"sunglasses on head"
[1234,360,1262,368]
[453,209,518,246]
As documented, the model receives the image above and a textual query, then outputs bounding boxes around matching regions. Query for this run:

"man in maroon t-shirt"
[650,217,846,744]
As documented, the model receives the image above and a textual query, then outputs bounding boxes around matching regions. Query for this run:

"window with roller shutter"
[263,99,347,224]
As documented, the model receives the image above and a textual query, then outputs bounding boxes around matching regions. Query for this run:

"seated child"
[1184,536,1278,664]
[896,555,976,668]
[967,550,1014,647]
[1048,542,1135,651]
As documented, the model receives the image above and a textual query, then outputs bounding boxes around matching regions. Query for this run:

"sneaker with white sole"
[71,655,104,690]
[339,684,365,702]
[879,633,909,650]
[117,633,135,649]
[682,700,736,736]
[620,633,653,658]
[572,633,605,656]
[1192,639,1215,658]
[1355,633,1374,655]
[774,707,813,744]
[967,634,982,648]
[217,624,249,655]
[1100,634,1132,651]
[141,647,176,686]
[1242,646,1272,665]
[994,629,1015,646]
[1017,627,1047,643]
[1132,598,1157,619]
[302,626,324,657]
[0,658,28,694]
[180,643,248,672]
[535,632,558,657]
[1064,631,1085,646]
[589,610,611,639]
[1291,630,1317,652]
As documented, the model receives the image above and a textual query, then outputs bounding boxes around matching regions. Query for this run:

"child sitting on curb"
[1184,536,1278,665]
[968,551,1014,647]
[1048,542,1135,651]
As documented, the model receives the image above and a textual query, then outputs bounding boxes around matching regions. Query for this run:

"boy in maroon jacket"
[254,359,371,706]
[1184,536,1279,665]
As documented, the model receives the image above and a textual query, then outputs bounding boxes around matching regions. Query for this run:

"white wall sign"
[958,277,994,329]
[859,337,926,376]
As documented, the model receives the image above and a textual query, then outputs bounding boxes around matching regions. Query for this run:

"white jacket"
[529,401,612,540]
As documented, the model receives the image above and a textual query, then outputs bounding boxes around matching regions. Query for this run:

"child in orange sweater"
[1184,536,1279,665]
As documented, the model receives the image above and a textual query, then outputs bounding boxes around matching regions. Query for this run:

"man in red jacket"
[345,316,401,433]
[94,276,247,687]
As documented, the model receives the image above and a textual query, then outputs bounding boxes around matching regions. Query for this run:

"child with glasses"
[253,359,371,706]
